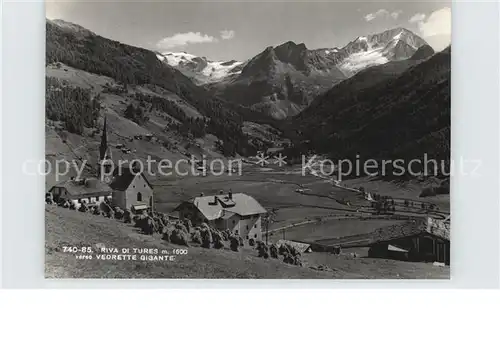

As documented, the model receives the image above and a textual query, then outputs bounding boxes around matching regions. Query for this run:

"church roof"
[109,166,153,191]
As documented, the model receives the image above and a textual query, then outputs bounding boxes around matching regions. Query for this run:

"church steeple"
[98,117,113,181]
[99,116,110,161]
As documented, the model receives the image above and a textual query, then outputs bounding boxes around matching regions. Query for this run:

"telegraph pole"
[264,208,277,245]
[264,212,269,245]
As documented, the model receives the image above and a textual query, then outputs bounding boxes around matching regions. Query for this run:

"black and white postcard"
[44,1,451,279]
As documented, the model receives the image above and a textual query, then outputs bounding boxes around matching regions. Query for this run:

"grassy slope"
[46,19,278,129]
[45,64,268,188]
[45,19,292,182]
[45,63,289,189]
[45,206,449,279]
[46,206,332,279]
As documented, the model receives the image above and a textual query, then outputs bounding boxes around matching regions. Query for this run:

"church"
[98,117,154,213]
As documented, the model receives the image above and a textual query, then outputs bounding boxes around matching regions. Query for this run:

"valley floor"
[154,162,450,247]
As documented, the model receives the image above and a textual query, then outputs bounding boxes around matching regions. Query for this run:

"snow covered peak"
[323,48,339,55]
[162,52,199,66]
[157,52,244,85]
[156,27,427,85]
[393,30,404,41]
[338,28,427,77]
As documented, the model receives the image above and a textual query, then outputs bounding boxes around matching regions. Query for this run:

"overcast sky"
[47,0,451,61]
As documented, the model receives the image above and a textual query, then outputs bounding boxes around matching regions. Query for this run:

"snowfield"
[201,60,242,81]
[158,52,243,84]
[339,46,389,76]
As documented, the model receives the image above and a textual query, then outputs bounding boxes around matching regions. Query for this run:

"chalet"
[173,192,267,241]
[368,218,450,265]
[49,178,112,209]
[109,166,154,214]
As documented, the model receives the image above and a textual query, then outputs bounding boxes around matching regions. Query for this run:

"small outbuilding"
[367,220,450,265]
[275,240,312,254]
[49,177,112,209]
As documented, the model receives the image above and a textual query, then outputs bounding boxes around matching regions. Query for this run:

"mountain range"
[286,45,450,174]
[45,18,449,182]
[160,27,429,119]
[45,18,279,170]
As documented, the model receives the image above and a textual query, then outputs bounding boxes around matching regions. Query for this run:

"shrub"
[229,236,239,252]
[257,242,269,259]
[200,229,211,249]
[170,229,189,246]
[270,244,278,259]
[283,253,294,264]
[222,230,230,241]
[212,232,224,249]
[162,226,174,242]
[190,230,202,244]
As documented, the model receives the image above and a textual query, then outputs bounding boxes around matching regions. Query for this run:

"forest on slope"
[46,19,275,156]
[287,47,451,177]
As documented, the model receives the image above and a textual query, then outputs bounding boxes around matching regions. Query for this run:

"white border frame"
[1,0,499,288]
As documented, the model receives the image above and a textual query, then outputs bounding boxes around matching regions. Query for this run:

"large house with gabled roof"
[173,192,267,241]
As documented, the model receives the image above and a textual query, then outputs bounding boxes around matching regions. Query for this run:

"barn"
[368,219,450,265]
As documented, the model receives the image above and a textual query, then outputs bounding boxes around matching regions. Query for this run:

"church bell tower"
[98,117,113,182]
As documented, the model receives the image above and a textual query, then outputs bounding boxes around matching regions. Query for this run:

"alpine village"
[45,19,450,279]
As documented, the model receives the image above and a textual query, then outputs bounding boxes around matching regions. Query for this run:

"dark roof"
[109,166,153,191]
[313,219,449,249]
[369,219,450,245]
[50,178,111,199]
[425,217,450,241]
